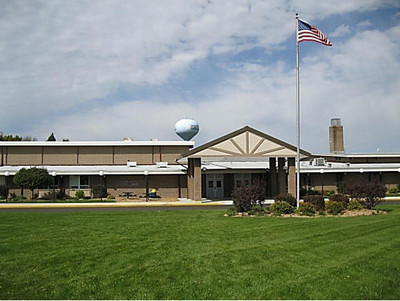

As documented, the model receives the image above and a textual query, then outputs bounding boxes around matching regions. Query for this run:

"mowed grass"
[0,205,399,300]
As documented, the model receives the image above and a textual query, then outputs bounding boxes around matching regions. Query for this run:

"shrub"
[303,195,325,211]
[225,208,237,216]
[248,205,267,216]
[347,200,363,211]
[107,194,115,200]
[41,190,68,201]
[388,187,399,194]
[325,201,344,215]
[305,190,322,196]
[270,201,294,216]
[10,195,27,202]
[41,191,57,200]
[336,181,346,194]
[274,192,296,207]
[329,194,349,208]
[347,182,387,209]
[232,179,266,212]
[75,190,85,199]
[92,185,108,199]
[298,202,316,216]
[300,189,321,197]
[325,190,336,197]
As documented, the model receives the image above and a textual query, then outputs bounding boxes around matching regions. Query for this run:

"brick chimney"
[329,118,345,154]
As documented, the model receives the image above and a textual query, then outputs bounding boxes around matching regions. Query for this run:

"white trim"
[0,141,194,147]
[0,165,187,176]
[312,153,400,158]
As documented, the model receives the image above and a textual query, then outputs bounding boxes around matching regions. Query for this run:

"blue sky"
[1,0,399,154]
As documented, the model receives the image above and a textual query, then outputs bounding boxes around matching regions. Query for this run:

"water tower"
[174,119,199,141]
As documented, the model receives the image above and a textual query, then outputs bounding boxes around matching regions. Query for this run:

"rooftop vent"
[156,162,168,168]
[127,161,137,167]
[314,158,325,166]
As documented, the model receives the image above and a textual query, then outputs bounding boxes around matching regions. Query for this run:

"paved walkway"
[0,198,233,209]
[0,197,398,210]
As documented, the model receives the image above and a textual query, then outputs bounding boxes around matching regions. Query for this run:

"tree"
[47,132,56,141]
[232,179,266,212]
[0,134,22,141]
[13,168,54,199]
[0,133,37,141]
[347,182,387,209]
[92,184,108,200]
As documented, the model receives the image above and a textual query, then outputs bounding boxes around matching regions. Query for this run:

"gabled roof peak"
[180,126,311,159]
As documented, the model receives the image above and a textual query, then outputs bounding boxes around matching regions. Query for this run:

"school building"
[1,120,400,200]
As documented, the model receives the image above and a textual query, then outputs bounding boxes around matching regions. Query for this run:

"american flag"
[298,19,332,46]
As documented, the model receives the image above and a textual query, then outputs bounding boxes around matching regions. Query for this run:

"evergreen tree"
[47,132,56,141]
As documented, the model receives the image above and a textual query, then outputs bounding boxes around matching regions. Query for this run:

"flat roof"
[312,153,400,158]
[0,140,194,147]
[1,161,400,176]
[301,161,400,173]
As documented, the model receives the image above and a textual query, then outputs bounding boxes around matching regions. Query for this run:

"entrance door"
[206,174,224,198]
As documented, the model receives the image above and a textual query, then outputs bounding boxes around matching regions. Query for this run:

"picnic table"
[119,192,137,199]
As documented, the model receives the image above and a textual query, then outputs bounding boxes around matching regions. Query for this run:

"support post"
[187,158,202,201]
[269,157,277,197]
[288,158,296,198]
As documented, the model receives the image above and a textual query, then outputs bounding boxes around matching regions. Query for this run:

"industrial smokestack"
[329,118,345,154]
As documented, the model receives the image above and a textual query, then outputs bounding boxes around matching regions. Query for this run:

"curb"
[0,201,231,209]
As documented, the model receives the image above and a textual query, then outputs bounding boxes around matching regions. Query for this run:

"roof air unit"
[156,162,168,168]
[127,161,137,167]
[314,158,325,166]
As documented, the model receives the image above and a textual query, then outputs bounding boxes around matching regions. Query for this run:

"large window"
[70,175,89,189]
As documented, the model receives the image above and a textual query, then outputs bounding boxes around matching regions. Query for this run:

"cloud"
[330,24,351,38]
[1,0,399,154]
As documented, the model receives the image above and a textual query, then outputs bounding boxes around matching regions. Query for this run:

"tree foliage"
[13,168,54,199]
[274,192,297,207]
[0,134,22,141]
[347,182,387,209]
[47,132,56,141]
[92,184,108,199]
[232,179,266,212]
[0,133,36,141]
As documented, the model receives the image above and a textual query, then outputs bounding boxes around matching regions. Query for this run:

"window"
[0,176,5,186]
[70,175,89,189]
[235,174,251,188]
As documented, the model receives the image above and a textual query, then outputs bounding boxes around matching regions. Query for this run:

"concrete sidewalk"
[0,198,233,209]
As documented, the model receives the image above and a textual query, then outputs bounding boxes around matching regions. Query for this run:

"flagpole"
[295,13,300,209]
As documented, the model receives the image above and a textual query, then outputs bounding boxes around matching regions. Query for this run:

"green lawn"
[0,205,399,300]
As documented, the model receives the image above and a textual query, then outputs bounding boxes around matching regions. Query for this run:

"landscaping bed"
[227,208,387,218]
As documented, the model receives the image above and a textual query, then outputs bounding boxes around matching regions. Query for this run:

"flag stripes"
[298,19,332,46]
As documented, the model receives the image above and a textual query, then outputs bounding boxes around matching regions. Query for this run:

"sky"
[1,0,399,154]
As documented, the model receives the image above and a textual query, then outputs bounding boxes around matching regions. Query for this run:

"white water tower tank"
[174,119,199,141]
